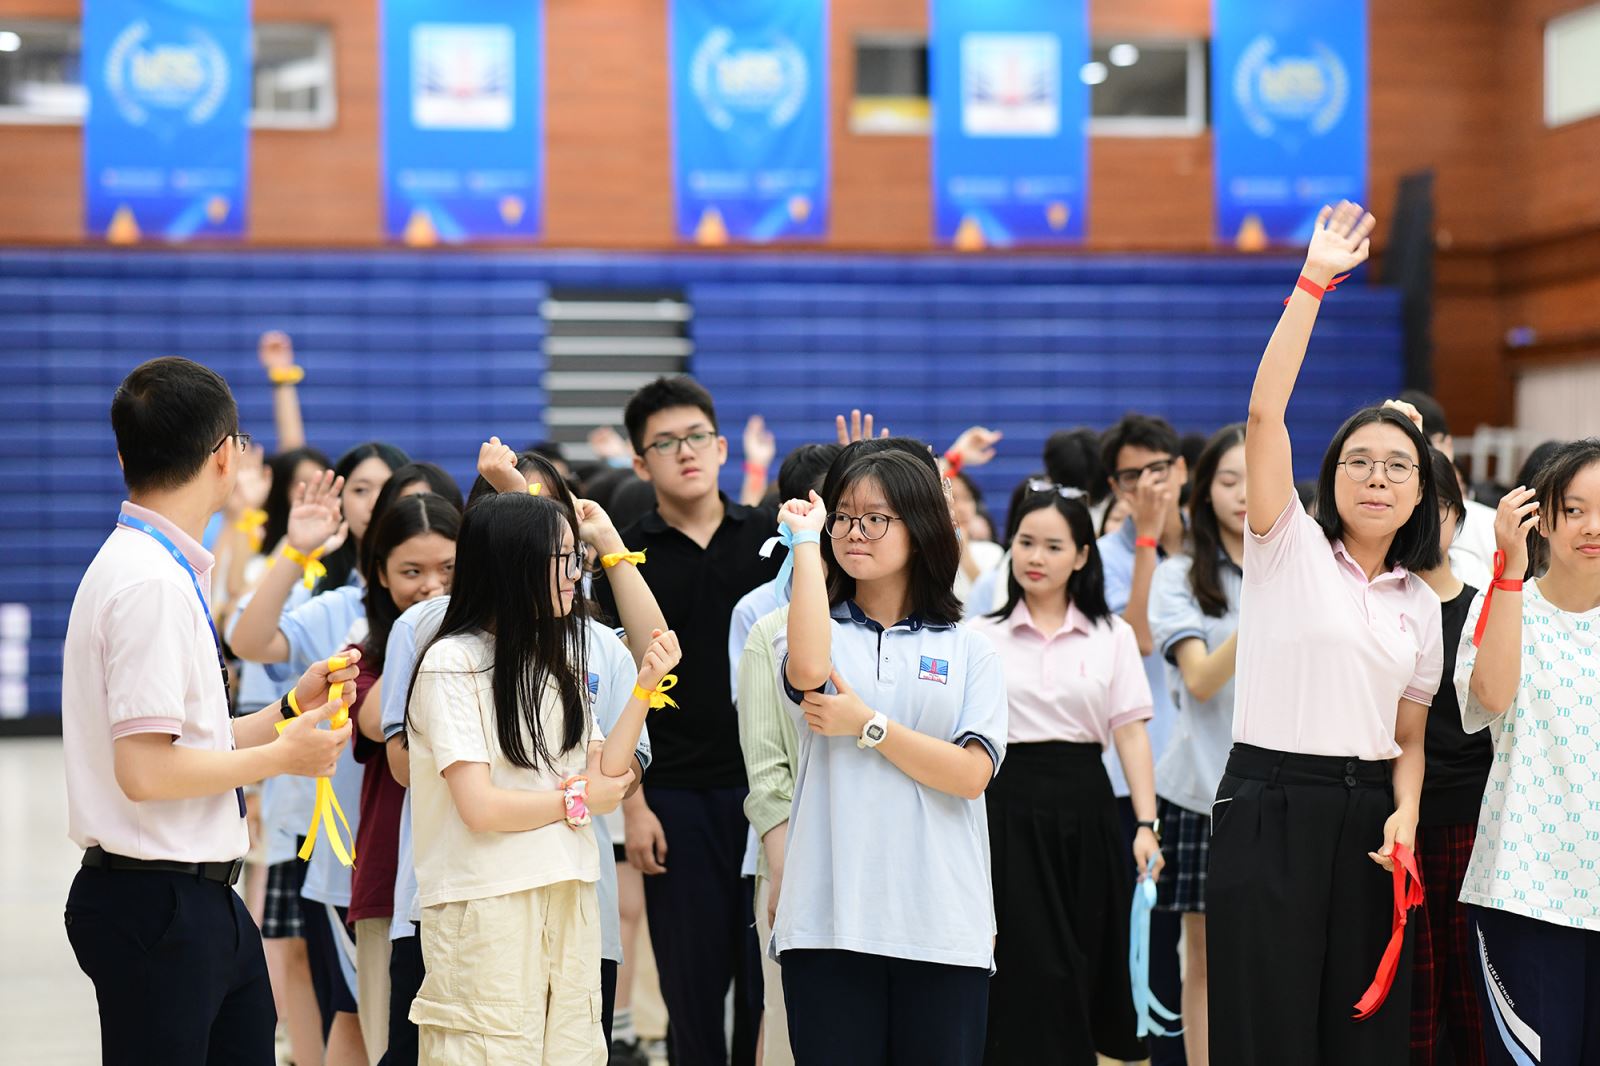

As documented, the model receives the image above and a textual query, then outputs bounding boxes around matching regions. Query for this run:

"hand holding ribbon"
[1129,879,1183,1038]
[1353,843,1425,1020]
[277,654,361,867]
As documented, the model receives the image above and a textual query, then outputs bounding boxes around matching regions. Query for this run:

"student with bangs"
[404,491,678,1063]
[970,481,1161,1066]
[1455,439,1600,1065]
[775,445,1008,1065]
[1211,201,1445,1065]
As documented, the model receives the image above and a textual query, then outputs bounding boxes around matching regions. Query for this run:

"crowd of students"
[61,203,1599,1066]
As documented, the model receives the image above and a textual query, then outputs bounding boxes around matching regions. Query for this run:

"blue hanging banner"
[82,0,251,242]
[929,0,1088,248]
[669,0,829,245]
[1212,0,1367,248]
[381,0,543,244]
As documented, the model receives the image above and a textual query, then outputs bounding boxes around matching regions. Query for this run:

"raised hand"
[573,498,620,550]
[1303,201,1376,285]
[835,409,890,445]
[636,629,682,693]
[1382,399,1426,434]
[258,330,297,372]
[587,426,630,462]
[1129,467,1176,541]
[778,490,828,536]
[477,436,527,495]
[1493,486,1540,579]
[286,470,345,553]
[743,414,776,472]
[947,426,1004,469]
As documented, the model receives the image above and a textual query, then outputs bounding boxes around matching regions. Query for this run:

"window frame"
[1544,3,1600,129]
[1086,36,1207,138]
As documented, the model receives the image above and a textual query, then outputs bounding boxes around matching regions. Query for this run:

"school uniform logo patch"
[586,672,600,704]
[918,656,950,684]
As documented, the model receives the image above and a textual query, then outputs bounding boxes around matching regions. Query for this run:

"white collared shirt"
[63,502,249,862]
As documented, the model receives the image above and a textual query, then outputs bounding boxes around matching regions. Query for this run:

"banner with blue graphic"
[669,0,828,244]
[929,0,1089,247]
[381,0,543,243]
[83,0,251,241]
[1212,0,1367,247]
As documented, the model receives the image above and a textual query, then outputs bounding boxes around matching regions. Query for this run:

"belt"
[82,845,245,887]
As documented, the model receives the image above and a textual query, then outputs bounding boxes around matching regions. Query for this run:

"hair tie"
[528,483,542,496]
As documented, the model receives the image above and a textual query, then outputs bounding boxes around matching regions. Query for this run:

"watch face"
[866,724,886,742]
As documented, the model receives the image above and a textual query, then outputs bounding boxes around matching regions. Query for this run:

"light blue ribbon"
[761,525,821,593]
[1129,878,1183,1039]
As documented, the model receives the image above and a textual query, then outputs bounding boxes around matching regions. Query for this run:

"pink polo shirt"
[1233,495,1444,760]
[62,502,249,862]
[968,601,1152,747]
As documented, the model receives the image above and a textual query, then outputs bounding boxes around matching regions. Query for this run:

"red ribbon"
[1471,550,1524,647]
[1283,272,1351,306]
[1352,842,1424,1021]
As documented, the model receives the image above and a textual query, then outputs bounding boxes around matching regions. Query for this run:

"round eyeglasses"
[1337,456,1416,484]
[825,512,900,541]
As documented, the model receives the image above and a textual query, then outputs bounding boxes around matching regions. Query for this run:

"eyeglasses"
[550,547,587,581]
[212,432,252,455]
[1111,458,1176,492]
[1026,478,1087,500]
[1337,456,1416,484]
[825,511,901,541]
[644,432,716,457]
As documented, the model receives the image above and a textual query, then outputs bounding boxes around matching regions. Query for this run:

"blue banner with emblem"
[82,0,251,242]
[1212,0,1367,247]
[929,0,1089,248]
[669,0,828,244]
[381,0,543,244]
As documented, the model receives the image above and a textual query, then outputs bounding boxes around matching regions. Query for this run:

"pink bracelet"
[561,775,591,828]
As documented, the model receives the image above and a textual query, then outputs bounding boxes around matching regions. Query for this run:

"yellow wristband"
[633,674,679,711]
[268,365,305,386]
[282,546,328,590]
[287,688,302,717]
[600,549,646,569]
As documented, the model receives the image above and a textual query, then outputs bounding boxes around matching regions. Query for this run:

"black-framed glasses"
[550,547,587,581]
[644,431,716,457]
[825,511,900,541]
[1111,457,1176,491]
[1026,478,1087,500]
[1337,456,1416,484]
[212,432,252,455]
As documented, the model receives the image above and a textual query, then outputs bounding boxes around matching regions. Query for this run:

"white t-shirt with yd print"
[1455,580,1600,932]
[407,631,601,909]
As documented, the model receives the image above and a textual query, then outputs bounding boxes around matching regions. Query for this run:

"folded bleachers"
[0,248,1403,719]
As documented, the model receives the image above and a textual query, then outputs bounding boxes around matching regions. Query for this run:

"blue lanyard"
[1129,878,1183,1038]
[117,513,245,818]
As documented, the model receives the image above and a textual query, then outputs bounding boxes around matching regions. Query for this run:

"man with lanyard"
[62,356,357,1065]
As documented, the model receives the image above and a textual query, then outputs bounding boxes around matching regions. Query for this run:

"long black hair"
[1187,423,1247,618]
[1429,447,1465,536]
[820,444,962,625]
[361,493,461,678]
[987,489,1111,625]
[1313,406,1441,573]
[407,493,589,771]
[315,442,410,595]
[261,446,331,555]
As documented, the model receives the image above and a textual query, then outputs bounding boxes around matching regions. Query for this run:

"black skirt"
[984,741,1145,1066]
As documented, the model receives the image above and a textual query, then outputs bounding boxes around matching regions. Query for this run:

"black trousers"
[65,865,276,1066]
[1207,743,1413,1065]
[378,930,424,1066]
[641,785,762,1066]
[782,948,989,1066]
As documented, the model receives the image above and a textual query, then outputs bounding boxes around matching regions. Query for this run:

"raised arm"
[1246,202,1376,535]
[1468,487,1539,715]
[739,415,776,506]
[259,331,307,451]
[780,492,831,692]
[229,471,344,663]
[600,630,680,778]
[576,499,668,667]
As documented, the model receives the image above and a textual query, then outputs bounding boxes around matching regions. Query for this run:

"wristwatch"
[1136,818,1162,843]
[857,712,889,750]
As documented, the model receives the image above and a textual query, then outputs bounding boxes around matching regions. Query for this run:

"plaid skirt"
[1154,796,1209,914]
[261,854,307,940]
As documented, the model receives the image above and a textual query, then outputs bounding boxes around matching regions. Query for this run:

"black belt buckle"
[222,858,245,887]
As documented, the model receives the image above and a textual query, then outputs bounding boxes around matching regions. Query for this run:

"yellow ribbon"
[235,509,268,552]
[281,656,358,867]
[633,674,679,711]
[268,365,306,386]
[282,546,328,590]
[600,549,647,570]
[529,483,542,496]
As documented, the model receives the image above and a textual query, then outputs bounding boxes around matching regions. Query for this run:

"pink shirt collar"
[1330,539,1408,587]
[1008,599,1094,640]
[120,501,214,574]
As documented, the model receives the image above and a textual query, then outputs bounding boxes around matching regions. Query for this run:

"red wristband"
[943,449,963,476]
[1284,272,1351,306]
[743,462,768,477]
[1135,536,1159,550]
[1471,550,1524,647]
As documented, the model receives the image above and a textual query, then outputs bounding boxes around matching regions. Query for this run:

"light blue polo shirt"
[1097,520,1182,797]
[771,602,1007,970]
[1150,554,1242,815]
[380,597,651,963]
